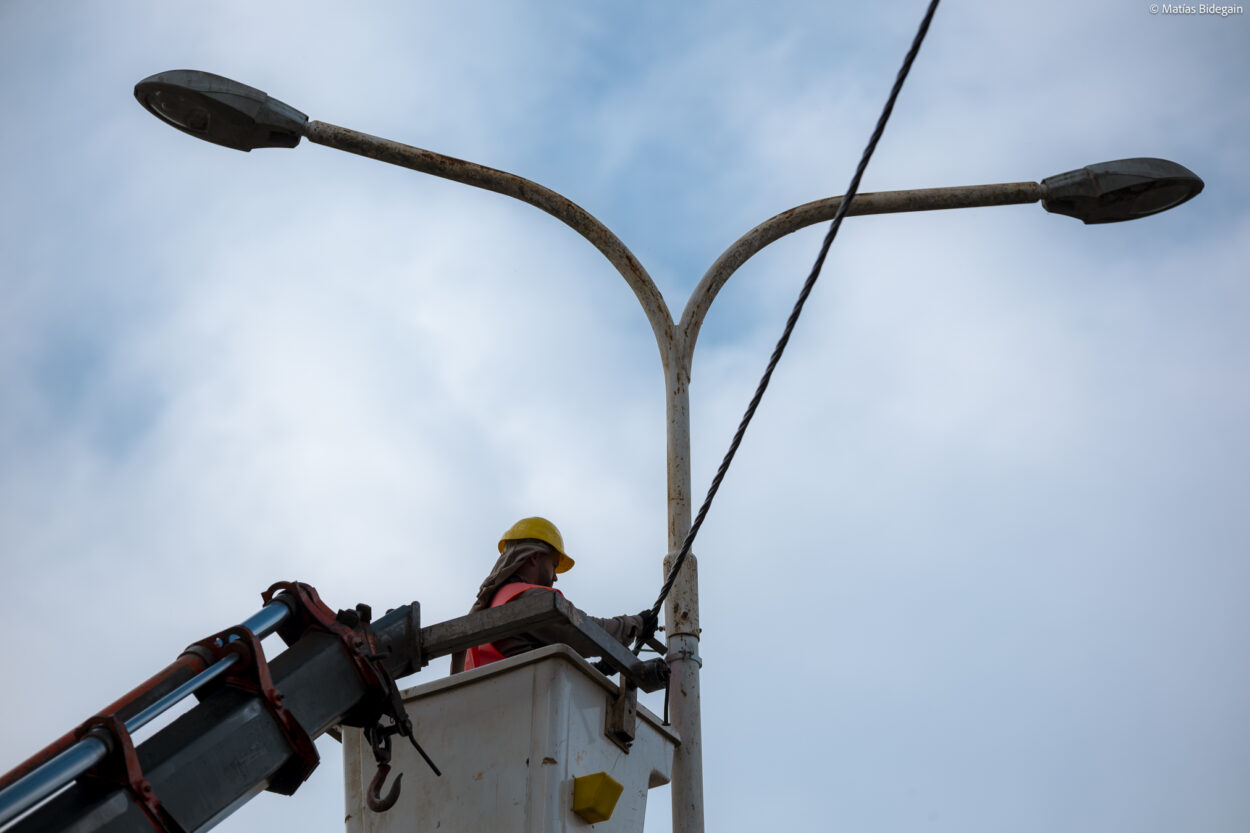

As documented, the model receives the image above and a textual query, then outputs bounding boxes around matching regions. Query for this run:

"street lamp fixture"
[132,68,1205,833]
[134,70,307,151]
[1041,158,1204,224]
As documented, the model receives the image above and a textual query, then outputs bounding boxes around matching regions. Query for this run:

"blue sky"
[2,2,1248,832]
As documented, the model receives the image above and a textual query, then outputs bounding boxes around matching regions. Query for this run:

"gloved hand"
[637,608,658,637]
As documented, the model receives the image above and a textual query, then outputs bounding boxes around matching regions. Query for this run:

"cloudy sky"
[2,1,1247,831]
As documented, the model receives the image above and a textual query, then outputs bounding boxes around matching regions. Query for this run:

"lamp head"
[1041,158,1203,224]
[134,70,307,152]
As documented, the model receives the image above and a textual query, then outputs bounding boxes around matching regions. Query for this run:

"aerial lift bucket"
[343,644,677,833]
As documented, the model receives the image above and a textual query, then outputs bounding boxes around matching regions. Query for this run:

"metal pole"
[661,344,704,833]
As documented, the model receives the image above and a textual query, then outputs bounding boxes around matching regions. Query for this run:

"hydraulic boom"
[0,582,667,833]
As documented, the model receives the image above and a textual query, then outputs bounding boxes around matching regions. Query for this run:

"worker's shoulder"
[493,583,565,606]
[513,586,564,599]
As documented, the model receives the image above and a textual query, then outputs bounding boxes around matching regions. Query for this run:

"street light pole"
[134,69,1203,833]
[296,125,1068,833]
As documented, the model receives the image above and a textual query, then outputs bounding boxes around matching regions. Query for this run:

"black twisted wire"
[634,0,942,655]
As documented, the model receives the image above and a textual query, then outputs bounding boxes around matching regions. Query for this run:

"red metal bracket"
[260,580,440,803]
[261,581,394,724]
[262,581,347,646]
[74,715,185,832]
[189,625,319,796]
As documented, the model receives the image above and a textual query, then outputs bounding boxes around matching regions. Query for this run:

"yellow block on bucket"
[572,771,624,824]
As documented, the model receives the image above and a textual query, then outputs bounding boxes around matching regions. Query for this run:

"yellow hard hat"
[498,516,575,573]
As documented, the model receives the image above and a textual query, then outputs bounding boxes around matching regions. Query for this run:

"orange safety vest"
[464,583,564,671]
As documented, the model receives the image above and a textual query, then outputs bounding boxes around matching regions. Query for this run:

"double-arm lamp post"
[134,70,1203,833]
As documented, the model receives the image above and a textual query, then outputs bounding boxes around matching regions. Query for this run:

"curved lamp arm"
[677,181,1044,362]
[304,120,678,358]
[131,69,1203,387]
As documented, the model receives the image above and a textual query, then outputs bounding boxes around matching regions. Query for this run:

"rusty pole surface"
[301,119,1049,833]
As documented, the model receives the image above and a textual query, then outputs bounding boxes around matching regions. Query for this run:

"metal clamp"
[73,715,185,833]
[261,582,426,697]
[260,581,439,812]
[188,625,319,796]
[666,646,703,668]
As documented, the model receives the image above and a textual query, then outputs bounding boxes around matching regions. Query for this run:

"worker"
[450,517,656,673]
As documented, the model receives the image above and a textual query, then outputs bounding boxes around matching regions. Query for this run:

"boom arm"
[0,583,667,833]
